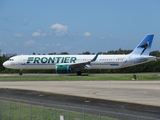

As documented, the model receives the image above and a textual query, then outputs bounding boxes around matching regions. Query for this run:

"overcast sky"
[0,0,160,54]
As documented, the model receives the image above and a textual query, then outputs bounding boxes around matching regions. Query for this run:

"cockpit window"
[9,59,14,61]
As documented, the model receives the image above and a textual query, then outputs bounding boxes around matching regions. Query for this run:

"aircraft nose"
[3,61,10,68]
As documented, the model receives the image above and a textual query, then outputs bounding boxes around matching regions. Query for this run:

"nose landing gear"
[77,71,82,76]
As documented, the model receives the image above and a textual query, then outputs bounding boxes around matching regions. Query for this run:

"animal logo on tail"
[138,42,149,55]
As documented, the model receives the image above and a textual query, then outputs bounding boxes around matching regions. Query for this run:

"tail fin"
[131,34,154,55]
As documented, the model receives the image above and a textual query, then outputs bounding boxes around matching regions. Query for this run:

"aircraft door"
[21,56,27,69]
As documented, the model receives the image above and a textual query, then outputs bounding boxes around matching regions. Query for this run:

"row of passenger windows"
[77,59,91,61]
[76,59,124,61]
[99,59,124,61]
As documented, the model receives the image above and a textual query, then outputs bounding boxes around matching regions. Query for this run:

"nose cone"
[3,61,10,68]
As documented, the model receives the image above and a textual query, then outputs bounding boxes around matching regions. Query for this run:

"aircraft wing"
[70,52,99,69]
[56,53,99,69]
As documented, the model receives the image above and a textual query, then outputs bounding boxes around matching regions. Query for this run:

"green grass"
[0,100,115,120]
[0,74,160,81]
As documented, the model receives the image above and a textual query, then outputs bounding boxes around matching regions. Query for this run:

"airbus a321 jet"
[3,34,156,75]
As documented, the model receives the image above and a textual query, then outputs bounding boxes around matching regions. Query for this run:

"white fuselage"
[3,54,156,70]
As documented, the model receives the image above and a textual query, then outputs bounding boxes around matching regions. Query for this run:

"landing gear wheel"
[19,69,23,76]
[77,71,82,76]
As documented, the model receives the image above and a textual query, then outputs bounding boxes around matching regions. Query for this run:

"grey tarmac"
[0,80,160,106]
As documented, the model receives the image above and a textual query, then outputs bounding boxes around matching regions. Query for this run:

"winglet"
[91,52,99,62]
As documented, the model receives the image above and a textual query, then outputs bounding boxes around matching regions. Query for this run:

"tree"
[107,49,132,54]
[48,53,55,55]
[150,50,160,57]
[48,53,53,55]
[60,52,69,55]
[0,55,9,72]
[82,51,90,54]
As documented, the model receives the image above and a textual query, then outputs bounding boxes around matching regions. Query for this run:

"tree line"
[1,49,160,74]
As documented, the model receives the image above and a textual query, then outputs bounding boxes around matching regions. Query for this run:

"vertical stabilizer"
[131,34,154,55]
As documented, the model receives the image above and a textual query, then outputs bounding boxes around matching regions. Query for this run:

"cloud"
[24,40,35,46]
[109,34,112,37]
[42,33,46,37]
[32,31,41,37]
[0,42,7,46]
[63,46,73,51]
[23,18,28,25]
[55,43,60,46]
[0,17,13,23]
[50,23,68,36]
[100,37,104,40]
[84,32,91,37]
[14,33,23,37]
[32,29,46,37]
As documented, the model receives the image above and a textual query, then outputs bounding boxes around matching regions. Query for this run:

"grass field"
[0,100,115,120]
[0,74,160,81]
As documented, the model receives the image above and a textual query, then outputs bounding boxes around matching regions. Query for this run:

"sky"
[0,0,160,55]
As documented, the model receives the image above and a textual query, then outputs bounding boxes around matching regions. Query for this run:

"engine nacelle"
[56,65,71,74]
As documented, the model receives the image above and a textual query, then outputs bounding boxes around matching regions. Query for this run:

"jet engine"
[56,65,71,74]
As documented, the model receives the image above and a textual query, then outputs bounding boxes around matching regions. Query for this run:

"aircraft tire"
[19,70,23,76]
[77,71,82,76]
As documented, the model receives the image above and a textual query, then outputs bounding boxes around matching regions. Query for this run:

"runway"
[0,80,160,106]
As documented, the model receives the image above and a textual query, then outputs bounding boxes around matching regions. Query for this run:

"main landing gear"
[19,69,23,75]
[77,71,82,76]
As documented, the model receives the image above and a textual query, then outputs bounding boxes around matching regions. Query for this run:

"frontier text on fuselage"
[27,57,77,64]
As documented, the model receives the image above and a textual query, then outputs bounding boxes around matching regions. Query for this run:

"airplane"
[3,34,156,75]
